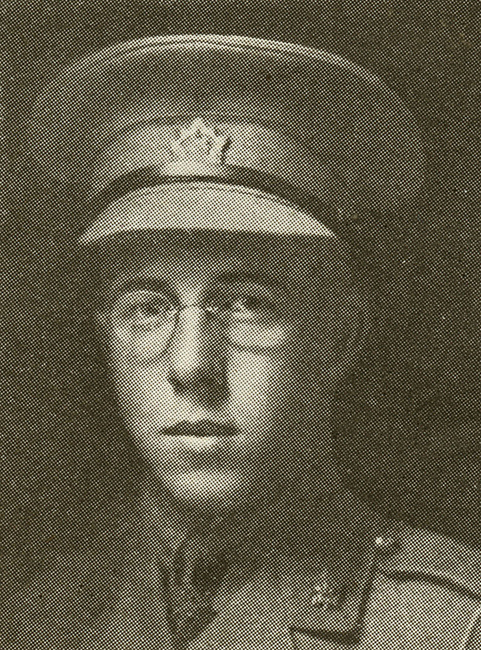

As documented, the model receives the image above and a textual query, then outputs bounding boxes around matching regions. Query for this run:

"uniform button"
[375,536,397,551]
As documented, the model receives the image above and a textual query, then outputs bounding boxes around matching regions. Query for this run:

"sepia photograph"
[1,2,480,648]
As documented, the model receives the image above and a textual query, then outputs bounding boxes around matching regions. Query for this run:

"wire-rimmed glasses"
[98,283,293,357]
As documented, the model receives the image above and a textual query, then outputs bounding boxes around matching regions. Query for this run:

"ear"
[93,311,112,357]
[336,291,371,372]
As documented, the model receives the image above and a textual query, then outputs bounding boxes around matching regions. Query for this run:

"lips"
[162,420,238,437]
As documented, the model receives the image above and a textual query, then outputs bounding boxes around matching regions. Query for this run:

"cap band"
[81,118,343,242]
[89,119,341,207]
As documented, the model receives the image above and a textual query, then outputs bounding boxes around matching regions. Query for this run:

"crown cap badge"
[170,118,230,165]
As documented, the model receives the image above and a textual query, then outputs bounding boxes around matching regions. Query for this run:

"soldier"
[4,34,481,649]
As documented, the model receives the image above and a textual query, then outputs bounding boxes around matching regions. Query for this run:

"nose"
[166,306,227,404]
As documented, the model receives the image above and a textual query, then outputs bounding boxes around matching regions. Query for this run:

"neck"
[139,482,215,555]
[137,464,377,564]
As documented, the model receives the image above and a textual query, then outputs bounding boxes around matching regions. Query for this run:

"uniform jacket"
[3,517,481,650]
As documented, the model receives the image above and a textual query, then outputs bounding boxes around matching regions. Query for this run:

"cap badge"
[171,118,230,165]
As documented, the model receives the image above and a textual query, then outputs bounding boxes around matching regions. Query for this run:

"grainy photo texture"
[1,2,480,648]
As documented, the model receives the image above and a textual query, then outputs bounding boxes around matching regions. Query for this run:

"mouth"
[162,421,239,438]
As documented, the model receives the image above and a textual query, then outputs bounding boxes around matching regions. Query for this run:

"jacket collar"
[107,497,397,649]
[194,508,398,650]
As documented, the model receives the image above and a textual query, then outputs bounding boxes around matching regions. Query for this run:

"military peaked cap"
[29,34,425,242]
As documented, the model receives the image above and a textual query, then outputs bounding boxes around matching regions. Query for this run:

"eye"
[230,295,273,314]
[208,283,281,322]
[109,290,176,332]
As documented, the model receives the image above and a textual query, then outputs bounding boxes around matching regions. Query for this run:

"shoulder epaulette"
[379,524,481,600]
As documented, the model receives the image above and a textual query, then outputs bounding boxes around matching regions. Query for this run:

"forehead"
[89,230,354,292]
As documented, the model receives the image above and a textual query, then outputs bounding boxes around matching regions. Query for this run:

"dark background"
[1,0,480,592]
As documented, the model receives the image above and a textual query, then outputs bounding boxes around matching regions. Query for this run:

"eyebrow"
[111,270,282,290]
[102,269,284,306]
[214,270,283,288]
[107,277,174,296]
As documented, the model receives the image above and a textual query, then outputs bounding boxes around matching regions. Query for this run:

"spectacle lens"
[110,289,177,333]
[103,283,291,355]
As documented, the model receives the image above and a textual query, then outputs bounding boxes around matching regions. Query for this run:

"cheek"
[227,348,303,421]
[225,328,342,430]
[108,350,172,418]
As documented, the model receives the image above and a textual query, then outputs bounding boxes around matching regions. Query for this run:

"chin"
[161,469,255,514]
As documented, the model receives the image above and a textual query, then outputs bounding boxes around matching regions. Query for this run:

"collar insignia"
[311,582,345,611]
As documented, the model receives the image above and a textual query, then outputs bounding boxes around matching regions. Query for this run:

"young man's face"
[95,229,363,514]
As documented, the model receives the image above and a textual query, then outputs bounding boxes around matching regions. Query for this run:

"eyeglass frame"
[97,290,297,358]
